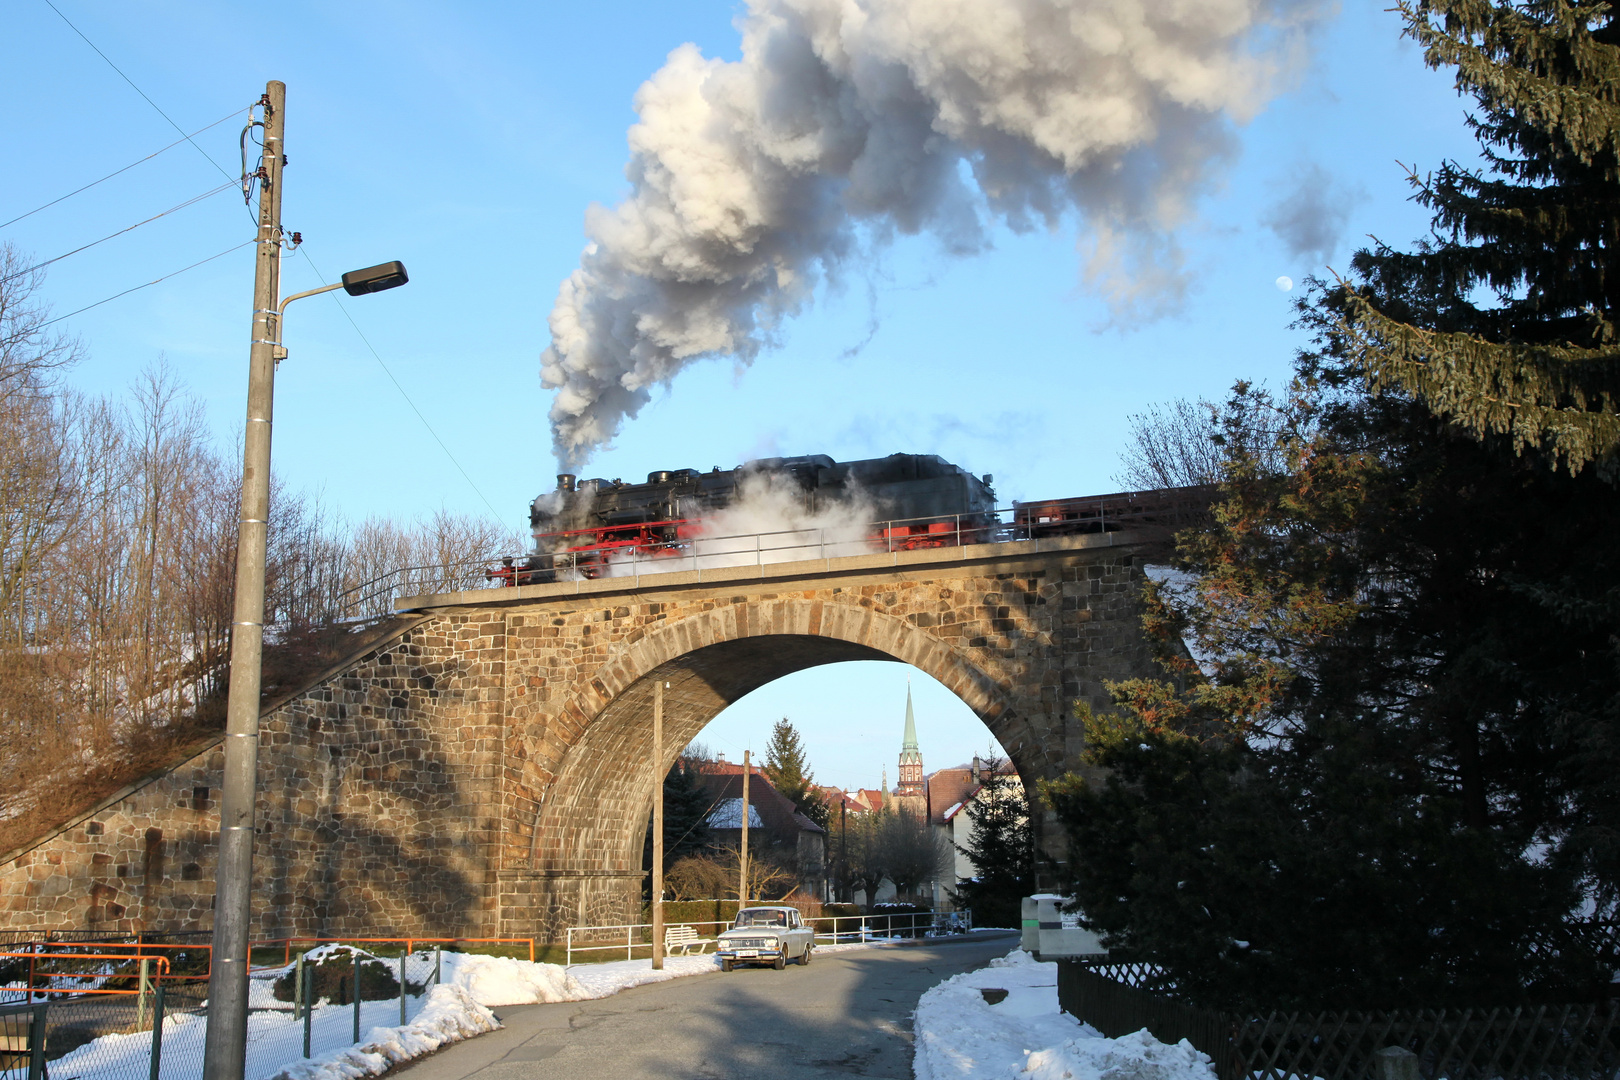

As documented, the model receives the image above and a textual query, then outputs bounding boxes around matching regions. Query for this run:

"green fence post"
[352,956,361,1044]
[302,963,313,1058]
[399,953,406,1027]
[148,982,167,1080]
[27,1003,47,1080]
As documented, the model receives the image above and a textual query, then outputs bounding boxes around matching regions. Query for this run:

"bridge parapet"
[395,530,1155,612]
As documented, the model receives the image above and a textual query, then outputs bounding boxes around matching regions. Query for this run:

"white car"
[715,906,815,971]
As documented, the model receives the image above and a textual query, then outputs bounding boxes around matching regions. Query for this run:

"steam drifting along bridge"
[0,510,1188,942]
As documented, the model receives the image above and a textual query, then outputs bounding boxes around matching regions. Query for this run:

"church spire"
[902,681,919,753]
[895,680,925,797]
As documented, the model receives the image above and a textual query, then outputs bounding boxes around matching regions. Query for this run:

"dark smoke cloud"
[1261,161,1363,265]
[542,0,1329,467]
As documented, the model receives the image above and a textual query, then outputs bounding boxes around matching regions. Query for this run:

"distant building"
[692,759,826,899]
[922,755,1023,912]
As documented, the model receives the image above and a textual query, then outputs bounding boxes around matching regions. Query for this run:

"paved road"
[393,931,1018,1080]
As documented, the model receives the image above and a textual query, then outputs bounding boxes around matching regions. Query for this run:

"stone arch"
[526,597,1031,884]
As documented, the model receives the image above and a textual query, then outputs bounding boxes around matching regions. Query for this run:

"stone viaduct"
[0,530,1170,942]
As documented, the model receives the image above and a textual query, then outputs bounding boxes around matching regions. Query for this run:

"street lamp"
[272,261,410,357]
[201,80,409,1080]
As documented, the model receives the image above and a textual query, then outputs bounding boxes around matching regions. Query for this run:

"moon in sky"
[1276,276,1294,291]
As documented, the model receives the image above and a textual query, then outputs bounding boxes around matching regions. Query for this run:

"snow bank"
[435,953,587,1005]
[264,984,498,1080]
[49,935,918,1080]
[913,948,1217,1080]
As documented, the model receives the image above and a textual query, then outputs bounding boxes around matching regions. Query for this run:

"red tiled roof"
[925,761,1019,825]
[926,768,979,826]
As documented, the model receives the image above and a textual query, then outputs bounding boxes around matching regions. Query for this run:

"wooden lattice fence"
[1057,960,1620,1080]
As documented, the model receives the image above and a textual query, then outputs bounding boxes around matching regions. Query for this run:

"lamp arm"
[269,281,343,361]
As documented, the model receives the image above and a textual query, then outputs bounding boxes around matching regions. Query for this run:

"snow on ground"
[913,948,1218,1080]
[45,935,922,1080]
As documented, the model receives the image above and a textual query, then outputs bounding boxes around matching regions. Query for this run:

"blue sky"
[2,1,1484,790]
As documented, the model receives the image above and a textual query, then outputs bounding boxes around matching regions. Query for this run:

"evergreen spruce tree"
[1045,0,1620,1007]
[663,757,712,864]
[645,758,713,896]
[950,767,1033,930]
[1338,0,1620,472]
[762,717,830,828]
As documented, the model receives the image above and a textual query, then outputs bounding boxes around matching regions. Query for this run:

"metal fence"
[0,953,191,1080]
[1057,960,1620,1080]
[0,1002,47,1080]
[564,909,973,966]
[0,938,529,1080]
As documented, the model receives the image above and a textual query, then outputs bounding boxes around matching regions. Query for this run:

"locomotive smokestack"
[557,474,577,493]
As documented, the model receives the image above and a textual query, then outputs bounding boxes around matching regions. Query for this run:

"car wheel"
[773,949,786,970]
[721,959,733,972]
[799,945,812,966]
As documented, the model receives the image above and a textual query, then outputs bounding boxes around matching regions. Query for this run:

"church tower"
[895,683,925,797]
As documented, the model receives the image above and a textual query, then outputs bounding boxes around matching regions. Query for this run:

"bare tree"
[1116,384,1298,493]
[664,854,732,900]
[0,243,81,401]
[877,808,953,904]
[1114,397,1223,491]
[712,846,799,901]
[0,265,530,844]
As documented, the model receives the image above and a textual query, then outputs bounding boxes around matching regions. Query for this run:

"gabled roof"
[692,763,826,837]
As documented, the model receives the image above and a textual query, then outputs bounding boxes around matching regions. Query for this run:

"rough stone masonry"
[0,531,1168,943]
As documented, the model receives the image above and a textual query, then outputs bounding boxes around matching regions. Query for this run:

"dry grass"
[0,617,409,859]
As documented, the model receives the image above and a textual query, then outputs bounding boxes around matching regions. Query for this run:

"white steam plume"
[599,472,879,577]
[543,0,1325,467]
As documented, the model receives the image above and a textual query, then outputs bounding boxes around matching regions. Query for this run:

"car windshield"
[734,910,787,928]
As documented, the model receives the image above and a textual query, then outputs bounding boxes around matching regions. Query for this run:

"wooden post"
[651,680,665,970]
[740,750,751,903]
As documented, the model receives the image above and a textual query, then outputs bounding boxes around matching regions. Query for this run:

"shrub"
[271,946,419,1004]
[651,898,741,933]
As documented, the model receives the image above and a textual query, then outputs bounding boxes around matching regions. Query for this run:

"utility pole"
[203,79,284,1080]
[739,750,750,904]
[651,680,664,970]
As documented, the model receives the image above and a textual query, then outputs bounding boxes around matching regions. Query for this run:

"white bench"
[664,925,714,955]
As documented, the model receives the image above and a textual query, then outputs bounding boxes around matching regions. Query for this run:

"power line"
[1,108,245,230]
[295,247,508,523]
[40,0,239,189]
[37,240,255,328]
[39,0,257,227]
[36,7,499,525]
[0,178,241,286]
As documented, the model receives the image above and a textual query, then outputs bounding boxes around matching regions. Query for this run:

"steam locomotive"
[495,453,998,583]
[484,451,1214,587]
